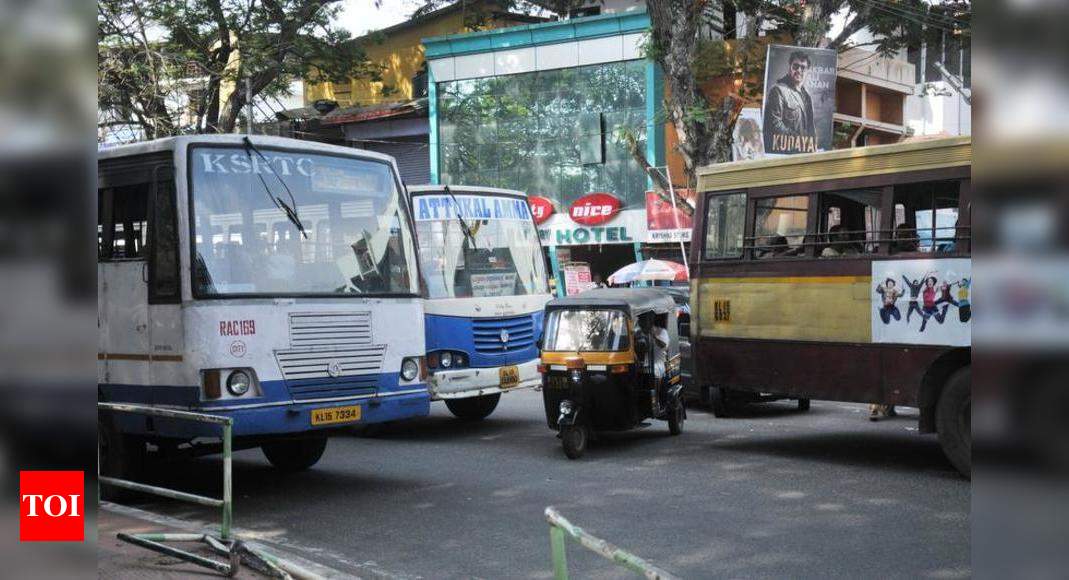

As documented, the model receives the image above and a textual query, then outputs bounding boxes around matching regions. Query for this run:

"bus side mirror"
[536,337,544,350]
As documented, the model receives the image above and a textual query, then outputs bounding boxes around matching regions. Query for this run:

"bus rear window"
[703,193,746,259]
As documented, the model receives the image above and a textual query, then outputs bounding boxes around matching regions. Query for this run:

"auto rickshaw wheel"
[561,425,588,459]
[668,400,685,435]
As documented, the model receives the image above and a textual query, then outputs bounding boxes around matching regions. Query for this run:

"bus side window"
[892,181,960,254]
[702,193,746,259]
[818,189,881,258]
[753,195,809,258]
[149,167,180,303]
[98,184,148,261]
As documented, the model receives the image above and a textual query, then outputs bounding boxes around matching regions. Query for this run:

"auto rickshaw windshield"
[544,309,630,352]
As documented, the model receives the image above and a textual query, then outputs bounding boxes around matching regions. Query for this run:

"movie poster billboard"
[732,107,765,161]
[762,45,837,156]
[871,259,971,347]
[645,188,696,243]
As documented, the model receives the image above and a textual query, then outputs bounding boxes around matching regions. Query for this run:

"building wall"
[305,6,534,107]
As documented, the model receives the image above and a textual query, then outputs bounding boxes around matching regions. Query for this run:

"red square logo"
[19,471,85,542]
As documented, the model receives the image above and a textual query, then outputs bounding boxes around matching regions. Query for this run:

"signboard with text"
[645,189,695,243]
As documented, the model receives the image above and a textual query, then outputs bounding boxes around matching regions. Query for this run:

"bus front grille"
[276,346,385,380]
[288,311,372,349]
[472,316,535,354]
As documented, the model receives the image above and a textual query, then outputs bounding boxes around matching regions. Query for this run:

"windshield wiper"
[242,136,307,239]
[443,185,477,250]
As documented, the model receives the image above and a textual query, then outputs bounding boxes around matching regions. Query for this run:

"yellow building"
[305,0,544,107]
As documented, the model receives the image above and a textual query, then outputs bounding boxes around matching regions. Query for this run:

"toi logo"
[20,471,84,542]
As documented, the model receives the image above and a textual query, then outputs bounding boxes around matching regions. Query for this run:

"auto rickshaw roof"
[545,288,677,317]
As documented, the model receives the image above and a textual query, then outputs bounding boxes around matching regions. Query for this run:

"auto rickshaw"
[538,288,686,459]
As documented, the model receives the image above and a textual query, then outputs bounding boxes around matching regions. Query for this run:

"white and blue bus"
[98,135,429,472]
[408,186,552,419]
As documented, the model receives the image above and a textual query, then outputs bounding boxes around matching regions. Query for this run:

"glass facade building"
[436,60,649,211]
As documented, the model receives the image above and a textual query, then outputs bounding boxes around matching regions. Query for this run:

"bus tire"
[561,425,588,459]
[710,387,735,418]
[262,437,328,472]
[445,393,501,421]
[937,367,971,478]
[98,413,146,501]
[797,398,811,412]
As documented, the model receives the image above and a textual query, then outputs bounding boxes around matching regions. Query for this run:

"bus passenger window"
[819,189,881,257]
[893,182,960,254]
[703,193,746,259]
[99,184,149,261]
[754,195,808,257]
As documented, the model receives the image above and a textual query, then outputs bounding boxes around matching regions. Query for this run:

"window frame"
[750,193,814,260]
[700,191,748,261]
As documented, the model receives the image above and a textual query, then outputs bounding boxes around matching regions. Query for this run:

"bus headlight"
[226,370,251,396]
[440,352,453,368]
[401,357,420,382]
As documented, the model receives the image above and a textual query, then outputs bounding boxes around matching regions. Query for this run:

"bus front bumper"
[429,359,541,400]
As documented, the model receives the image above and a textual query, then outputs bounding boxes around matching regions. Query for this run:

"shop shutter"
[364,140,430,186]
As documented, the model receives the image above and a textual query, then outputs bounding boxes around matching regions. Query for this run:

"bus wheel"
[98,414,146,501]
[561,425,588,459]
[797,398,811,412]
[445,393,501,421]
[710,387,735,418]
[262,437,328,472]
[937,367,971,478]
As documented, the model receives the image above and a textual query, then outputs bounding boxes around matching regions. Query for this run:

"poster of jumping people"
[871,259,971,347]
[762,45,837,156]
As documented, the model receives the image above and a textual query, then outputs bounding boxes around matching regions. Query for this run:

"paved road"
[129,391,969,579]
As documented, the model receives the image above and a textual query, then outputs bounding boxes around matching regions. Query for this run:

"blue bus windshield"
[413,193,549,299]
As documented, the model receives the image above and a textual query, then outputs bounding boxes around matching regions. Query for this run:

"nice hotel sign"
[530,193,647,246]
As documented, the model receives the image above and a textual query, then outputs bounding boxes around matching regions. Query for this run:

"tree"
[642,0,971,202]
[98,0,382,138]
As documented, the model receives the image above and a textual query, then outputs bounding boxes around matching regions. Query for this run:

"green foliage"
[99,0,381,136]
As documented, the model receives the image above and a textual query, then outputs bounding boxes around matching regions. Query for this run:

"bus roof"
[546,288,676,317]
[697,136,971,194]
[407,185,527,199]
[97,134,397,165]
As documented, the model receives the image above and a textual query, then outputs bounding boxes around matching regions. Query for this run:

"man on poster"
[763,50,818,155]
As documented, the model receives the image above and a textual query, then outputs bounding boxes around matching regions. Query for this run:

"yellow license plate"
[311,405,362,426]
[499,365,520,389]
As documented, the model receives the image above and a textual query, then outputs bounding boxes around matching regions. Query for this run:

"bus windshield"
[413,192,549,299]
[189,146,418,297]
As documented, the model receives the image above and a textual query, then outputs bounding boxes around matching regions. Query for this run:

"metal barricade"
[545,507,679,580]
[99,402,306,578]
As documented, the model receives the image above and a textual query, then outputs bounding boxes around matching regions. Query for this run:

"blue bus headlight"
[226,370,251,396]
[440,352,453,368]
[401,358,420,382]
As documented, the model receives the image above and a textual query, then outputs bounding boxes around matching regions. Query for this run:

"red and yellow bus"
[690,136,971,476]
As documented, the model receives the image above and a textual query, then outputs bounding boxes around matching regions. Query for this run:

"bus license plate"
[311,405,362,426]
[499,365,520,389]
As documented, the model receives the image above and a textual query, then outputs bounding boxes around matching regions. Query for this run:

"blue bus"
[408,185,552,419]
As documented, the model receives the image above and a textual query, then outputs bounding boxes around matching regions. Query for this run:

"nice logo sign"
[20,471,84,542]
[568,193,621,226]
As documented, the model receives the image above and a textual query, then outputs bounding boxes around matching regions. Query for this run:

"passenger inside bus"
[756,235,790,258]
[892,182,960,254]
[821,225,862,257]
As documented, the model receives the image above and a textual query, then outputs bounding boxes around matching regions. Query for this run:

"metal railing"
[99,402,233,539]
[545,507,679,580]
